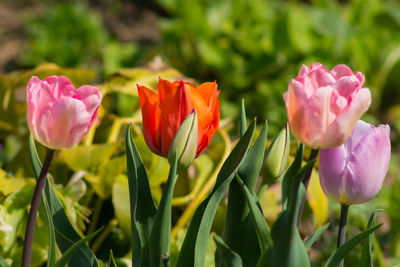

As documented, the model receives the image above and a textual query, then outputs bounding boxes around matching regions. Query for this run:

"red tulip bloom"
[137,78,220,157]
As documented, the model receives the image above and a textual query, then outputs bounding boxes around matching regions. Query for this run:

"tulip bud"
[168,109,198,172]
[264,123,290,180]
[319,120,391,205]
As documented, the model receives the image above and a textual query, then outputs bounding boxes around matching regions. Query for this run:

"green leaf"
[304,223,330,250]
[359,210,383,267]
[281,143,304,209]
[54,227,103,267]
[240,99,247,137]
[214,235,243,267]
[176,119,256,267]
[325,224,382,267]
[125,125,157,267]
[234,173,272,251]
[0,256,9,267]
[43,195,56,267]
[109,250,118,267]
[29,136,99,267]
[149,153,178,267]
[222,121,268,266]
[257,152,315,267]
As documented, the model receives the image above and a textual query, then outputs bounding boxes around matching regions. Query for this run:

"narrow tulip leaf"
[149,153,178,267]
[28,136,99,267]
[54,227,103,267]
[304,223,330,250]
[109,250,118,267]
[0,256,9,267]
[359,210,383,267]
[125,125,157,267]
[281,143,304,209]
[214,235,243,267]
[257,158,315,267]
[222,121,268,266]
[43,195,56,267]
[234,173,272,251]
[176,119,256,267]
[325,224,382,267]
[240,99,247,137]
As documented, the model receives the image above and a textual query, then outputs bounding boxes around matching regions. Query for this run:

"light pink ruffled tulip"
[27,75,102,150]
[283,63,371,149]
[319,120,391,205]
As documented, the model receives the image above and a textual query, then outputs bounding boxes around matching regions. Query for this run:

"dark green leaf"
[29,136,99,267]
[359,210,383,267]
[125,125,157,267]
[304,223,330,250]
[176,119,256,267]
[214,235,243,267]
[222,121,268,266]
[149,153,178,267]
[54,227,103,267]
[281,143,303,209]
[325,224,382,267]
[234,173,272,251]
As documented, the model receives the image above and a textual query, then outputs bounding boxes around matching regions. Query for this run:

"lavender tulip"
[319,120,391,205]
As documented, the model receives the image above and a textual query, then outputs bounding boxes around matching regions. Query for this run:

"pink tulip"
[27,76,102,150]
[319,120,391,205]
[283,63,371,149]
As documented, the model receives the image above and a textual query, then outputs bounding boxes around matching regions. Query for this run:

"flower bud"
[168,109,198,172]
[264,123,290,180]
[319,120,391,205]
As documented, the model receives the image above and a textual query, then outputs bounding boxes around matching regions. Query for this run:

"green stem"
[88,198,103,235]
[22,149,55,267]
[337,204,349,267]
[297,148,319,227]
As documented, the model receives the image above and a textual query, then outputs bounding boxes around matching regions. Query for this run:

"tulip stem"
[297,148,319,227]
[22,148,55,267]
[337,204,349,267]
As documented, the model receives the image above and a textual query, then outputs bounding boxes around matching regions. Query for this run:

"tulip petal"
[158,78,178,101]
[159,82,193,155]
[194,81,218,106]
[344,125,390,204]
[330,64,355,79]
[137,85,162,155]
[319,146,347,202]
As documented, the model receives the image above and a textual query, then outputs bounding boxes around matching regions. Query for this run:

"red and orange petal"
[137,84,162,155]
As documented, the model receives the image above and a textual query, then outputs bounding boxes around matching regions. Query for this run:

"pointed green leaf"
[149,153,178,267]
[29,136,99,267]
[281,143,303,209]
[54,227,103,267]
[125,125,157,267]
[234,173,272,251]
[109,250,118,267]
[214,235,243,267]
[176,119,257,267]
[325,224,382,267]
[304,223,330,250]
[359,210,383,267]
[240,99,247,137]
[222,121,268,266]
[257,158,315,267]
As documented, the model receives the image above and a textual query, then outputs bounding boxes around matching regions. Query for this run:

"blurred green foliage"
[157,0,400,135]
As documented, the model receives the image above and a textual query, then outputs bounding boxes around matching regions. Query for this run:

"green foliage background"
[1,0,400,266]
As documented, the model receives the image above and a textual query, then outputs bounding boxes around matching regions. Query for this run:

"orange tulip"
[137,78,220,158]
